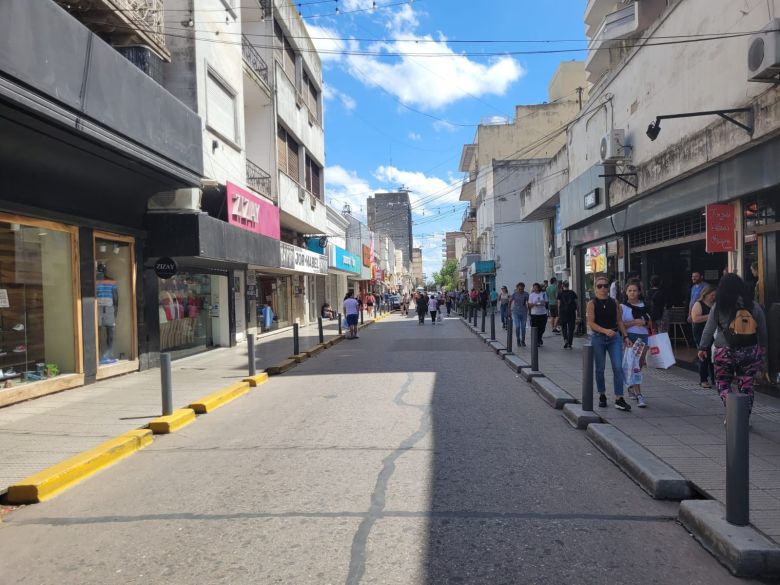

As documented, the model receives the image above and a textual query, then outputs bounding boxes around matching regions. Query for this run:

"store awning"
[472,260,496,276]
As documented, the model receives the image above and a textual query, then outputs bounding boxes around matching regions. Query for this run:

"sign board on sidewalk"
[705,203,736,253]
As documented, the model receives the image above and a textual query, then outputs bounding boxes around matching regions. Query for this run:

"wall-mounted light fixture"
[647,108,754,141]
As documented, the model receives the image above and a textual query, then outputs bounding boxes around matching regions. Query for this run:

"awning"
[472,260,496,276]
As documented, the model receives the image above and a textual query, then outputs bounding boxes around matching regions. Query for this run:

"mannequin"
[96,263,119,364]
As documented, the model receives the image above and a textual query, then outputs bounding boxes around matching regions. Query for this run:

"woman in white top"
[427,295,439,325]
[621,282,652,407]
[527,283,549,346]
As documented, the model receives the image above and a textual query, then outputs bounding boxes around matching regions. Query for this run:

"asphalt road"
[0,314,756,584]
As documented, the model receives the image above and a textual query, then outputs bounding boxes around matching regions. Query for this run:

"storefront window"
[0,220,77,386]
[256,275,290,331]
[95,236,134,365]
[159,273,221,353]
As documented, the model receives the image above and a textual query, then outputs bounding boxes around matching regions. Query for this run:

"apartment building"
[367,191,414,270]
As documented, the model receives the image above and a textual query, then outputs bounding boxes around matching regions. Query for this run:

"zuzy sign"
[226,182,280,240]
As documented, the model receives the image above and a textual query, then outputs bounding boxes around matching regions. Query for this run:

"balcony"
[246,159,273,202]
[459,178,476,203]
[242,34,270,88]
[55,0,169,62]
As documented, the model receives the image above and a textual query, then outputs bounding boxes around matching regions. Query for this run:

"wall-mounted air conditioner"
[748,19,780,82]
[298,185,306,202]
[147,188,202,213]
[600,129,627,163]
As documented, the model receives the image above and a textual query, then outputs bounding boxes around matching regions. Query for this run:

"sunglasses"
[595,283,609,289]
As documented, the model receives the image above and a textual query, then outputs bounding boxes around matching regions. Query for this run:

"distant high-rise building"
[411,248,423,286]
[367,191,413,269]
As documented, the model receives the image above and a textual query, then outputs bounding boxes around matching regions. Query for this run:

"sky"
[301,0,589,281]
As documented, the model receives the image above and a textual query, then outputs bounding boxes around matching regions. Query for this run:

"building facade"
[367,191,413,270]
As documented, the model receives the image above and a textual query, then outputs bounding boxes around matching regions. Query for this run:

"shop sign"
[226,182,280,240]
[329,245,361,274]
[584,188,599,210]
[705,203,736,253]
[362,245,371,267]
[375,268,384,282]
[280,242,327,274]
[154,257,177,279]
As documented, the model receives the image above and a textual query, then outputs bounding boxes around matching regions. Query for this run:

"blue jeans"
[500,304,508,326]
[512,312,527,344]
[591,332,624,396]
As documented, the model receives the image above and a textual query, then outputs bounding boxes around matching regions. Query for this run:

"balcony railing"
[246,159,273,201]
[242,34,269,86]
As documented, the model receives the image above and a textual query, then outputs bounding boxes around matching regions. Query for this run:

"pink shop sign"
[226,181,280,240]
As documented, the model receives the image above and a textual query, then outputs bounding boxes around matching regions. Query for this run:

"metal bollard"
[293,323,300,356]
[247,333,257,377]
[318,317,324,343]
[505,315,513,354]
[338,313,342,335]
[531,326,539,371]
[473,307,479,327]
[490,311,496,341]
[726,393,751,526]
[160,352,173,416]
[360,309,364,325]
[481,308,486,333]
[581,344,594,411]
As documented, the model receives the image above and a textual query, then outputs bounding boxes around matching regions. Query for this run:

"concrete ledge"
[531,377,576,409]
[6,429,153,504]
[242,373,269,387]
[562,404,602,429]
[148,408,196,434]
[520,368,545,381]
[586,423,693,500]
[266,359,297,375]
[304,344,326,357]
[488,341,505,353]
[188,382,250,414]
[478,333,490,342]
[504,354,530,373]
[288,353,308,363]
[330,335,345,345]
[679,500,780,578]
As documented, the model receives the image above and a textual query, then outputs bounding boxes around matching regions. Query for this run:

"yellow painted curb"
[6,429,153,504]
[188,382,250,414]
[242,373,269,387]
[148,408,196,434]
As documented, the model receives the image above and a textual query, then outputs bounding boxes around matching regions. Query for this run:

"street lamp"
[646,108,753,141]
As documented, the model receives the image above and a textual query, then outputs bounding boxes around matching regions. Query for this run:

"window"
[277,126,300,182]
[305,155,322,199]
[302,71,320,121]
[274,20,296,81]
[206,70,238,144]
[95,234,136,368]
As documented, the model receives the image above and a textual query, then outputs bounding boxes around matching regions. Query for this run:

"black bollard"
[490,311,496,341]
[481,308,486,333]
[160,352,173,416]
[318,317,324,343]
[505,315,513,354]
[473,307,478,327]
[247,333,257,377]
[360,308,364,325]
[726,393,751,526]
[581,344,594,411]
[531,326,539,372]
[338,313,342,335]
[293,323,300,355]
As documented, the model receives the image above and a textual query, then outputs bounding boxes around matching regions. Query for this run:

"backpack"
[722,307,758,347]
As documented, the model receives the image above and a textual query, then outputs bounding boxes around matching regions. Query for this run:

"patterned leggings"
[713,345,764,411]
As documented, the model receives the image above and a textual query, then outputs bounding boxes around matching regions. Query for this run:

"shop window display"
[158,273,216,352]
[95,237,134,366]
[0,220,77,387]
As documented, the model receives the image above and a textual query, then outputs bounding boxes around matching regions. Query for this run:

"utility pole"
[576,87,584,111]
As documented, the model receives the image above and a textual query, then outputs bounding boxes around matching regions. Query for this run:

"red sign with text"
[705,203,736,253]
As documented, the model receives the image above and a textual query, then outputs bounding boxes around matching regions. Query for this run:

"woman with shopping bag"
[621,283,651,407]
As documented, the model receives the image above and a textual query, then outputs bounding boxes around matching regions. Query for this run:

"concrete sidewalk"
[0,317,353,495]
[495,317,780,544]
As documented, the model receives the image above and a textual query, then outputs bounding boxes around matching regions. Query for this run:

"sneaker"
[11,323,24,332]
[598,394,607,408]
[699,381,712,388]
[615,397,632,411]
[12,345,26,353]
[627,386,638,401]
[637,394,647,408]
[521,341,527,347]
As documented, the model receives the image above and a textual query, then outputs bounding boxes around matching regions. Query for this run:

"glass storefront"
[159,272,224,355]
[0,218,77,387]
[95,235,135,366]
[255,274,290,332]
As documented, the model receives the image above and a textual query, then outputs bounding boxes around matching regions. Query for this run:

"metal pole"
[247,333,257,377]
[293,323,300,356]
[338,313,342,335]
[490,310,496,341]
[160,352,173,416]
[581,344,594,412]
[505,315,513,353]
[481,308,486,333]
[531,326,539,372]
[473,307,478,327]
[726,393,751,526]
[318,317,324,343]
[360,308,364,325]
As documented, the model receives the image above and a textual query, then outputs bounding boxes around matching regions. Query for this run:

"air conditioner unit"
[147,188,202,213]
[297,185,306,202]
[748,19,780,81]
[295,90,304,108]
[310,193,317,210]
[600,129,627,163]
[308,109,317,126]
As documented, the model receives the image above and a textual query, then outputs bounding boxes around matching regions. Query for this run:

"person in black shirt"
[557,281,579,349]
[645,275,670,333]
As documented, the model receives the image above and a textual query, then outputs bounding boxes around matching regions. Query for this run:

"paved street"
[0,314,752,584]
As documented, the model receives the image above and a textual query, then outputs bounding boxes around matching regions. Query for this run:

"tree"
[433,259,459,291]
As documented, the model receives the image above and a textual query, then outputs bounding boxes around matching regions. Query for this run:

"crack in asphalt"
[345,371,431,585]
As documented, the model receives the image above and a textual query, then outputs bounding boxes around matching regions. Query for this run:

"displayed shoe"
[12,345,26,353]
[11,323,24,332]
[615,397,632,411]
[637,394,647,408]
[598,394,608,408]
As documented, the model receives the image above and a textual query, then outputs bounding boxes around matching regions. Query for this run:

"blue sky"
[302,0,588,280]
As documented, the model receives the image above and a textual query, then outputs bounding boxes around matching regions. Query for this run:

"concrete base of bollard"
[679,500,780,578]
[586,424,692,500]
[488,341,505,354]
[562,404,602,429]
[504,354,530,373]
[479,333,491,342]
[520,368,544,381]
[531,377,576,409]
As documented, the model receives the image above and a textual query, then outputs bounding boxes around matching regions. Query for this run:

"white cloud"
[432,120,457,133]
[408,132,421,141]
[325,165,375,221]
[342,0,374,10]
[304,23,345,63]
[323,84,357,111]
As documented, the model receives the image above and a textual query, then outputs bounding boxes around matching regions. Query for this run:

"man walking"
[416,291,429,325]
[428,294,439,325]
[688,271,706,323]
[547,277,560,333]
[557,281,578,349]
[509,282,530,346]
[343,291,360,339]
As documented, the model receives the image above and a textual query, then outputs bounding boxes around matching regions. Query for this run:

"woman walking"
[690,285,716,388]
[587,275,632,411]
[428,294,439,325]
[510,282,530,346]
[498,286,510,329]
[528,283,549,346]
[697,273,767,417]
[621,282,651,407]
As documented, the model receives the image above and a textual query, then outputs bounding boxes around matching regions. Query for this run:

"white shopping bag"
[622,340,645,386]
[647,332,676,369]
[342,317,349,330]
